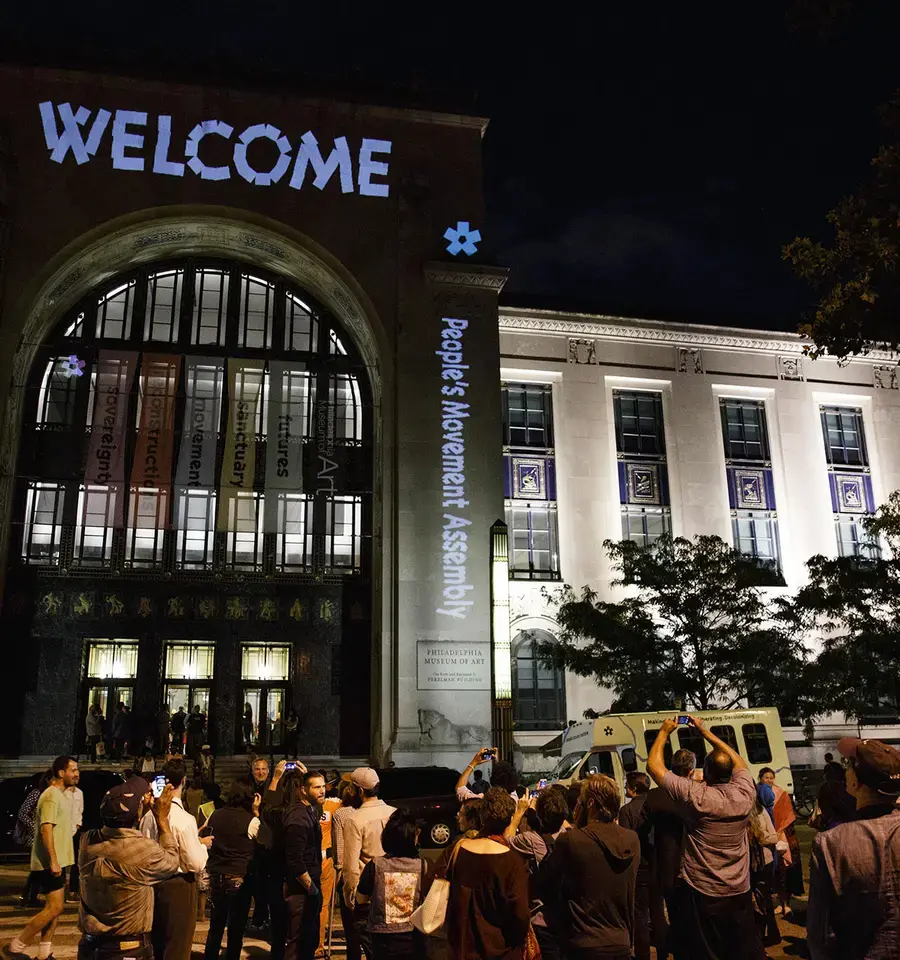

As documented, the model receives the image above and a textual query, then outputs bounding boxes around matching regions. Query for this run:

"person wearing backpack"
[509,786,572,960]
[355,809,430,960]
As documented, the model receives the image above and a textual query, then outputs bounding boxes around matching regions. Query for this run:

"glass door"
[267,688,285,750]
[82,640,138,756]
[163,642,215,752]
[238,644,291,753]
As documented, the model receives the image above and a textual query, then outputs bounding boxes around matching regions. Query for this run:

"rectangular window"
[224,491,264,571]
[507,501,560,580]
[732,511,780,568]
[87,640,139,679]
[175,489,216,569]
[836,515,880,560]
[284,293,318,353]
[143,269,183,343]
[676,728,708,761]
[328,374,363,443]
[503,383,553,449]
[96,281,135,340]
[324,495,362,571]
[644,730,673,768]
[192,268,229,346]
[709,725,739,752]
[720,399,769,462]
[238,275,274,350]
[742,723,773,764]
[74,485,117,565]
[614,391,665,457]
[275,367,315,440]
[621,506,671,548]
[241,644,290,681]
[37,358,79,429]
[165,642,215,681]
[126,489,167,567]
[275,493,313,571]
[821,406,867,467]
[21,481,66,565]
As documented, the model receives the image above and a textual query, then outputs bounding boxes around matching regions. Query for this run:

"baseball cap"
[837,738,900,797]
[349,767,379,791]
[101,776,151,826]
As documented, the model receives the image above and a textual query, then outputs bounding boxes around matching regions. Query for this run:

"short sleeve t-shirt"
[31,786,74,872]
[662,768,756,897]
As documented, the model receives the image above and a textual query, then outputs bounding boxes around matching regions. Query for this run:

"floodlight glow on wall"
[490,519,512,699]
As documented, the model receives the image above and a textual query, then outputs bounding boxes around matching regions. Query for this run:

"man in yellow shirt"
[4,756,79,960]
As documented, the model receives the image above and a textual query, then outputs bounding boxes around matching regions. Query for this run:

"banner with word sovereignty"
[263,361,310,531]
[84,350,138,526]
[218,360,265,531]
[131,354,180,528]
[174,358,225,491]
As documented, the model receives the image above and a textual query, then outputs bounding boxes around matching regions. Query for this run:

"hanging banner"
[218,360,264,530]
[85,350,138,526]
[264,361,309,531]
[131,354,180,528]
[174,357,225,491]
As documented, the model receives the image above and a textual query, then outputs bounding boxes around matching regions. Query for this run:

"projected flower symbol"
[443,221,481,257]
[63,354,86,378]
[604,726,614,736]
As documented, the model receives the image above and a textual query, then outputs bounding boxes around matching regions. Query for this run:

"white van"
[540,707,793,799]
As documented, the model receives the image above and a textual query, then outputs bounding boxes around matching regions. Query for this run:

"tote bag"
[409,840,462,937]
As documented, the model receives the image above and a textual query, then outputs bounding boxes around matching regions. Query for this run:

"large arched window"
[512,629,567,731]
[15,259,372,579]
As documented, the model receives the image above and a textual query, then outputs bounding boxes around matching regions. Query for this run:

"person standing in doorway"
[284,709,300,758]
[284,771,326,960]
[140,758,211,960]
[111,703,128,760]
[171,707,186,755]
[157,704,171,756]
[186,705,206,760]
[243,704,254,751]
[86,705,104,763]
[3,756,79,960]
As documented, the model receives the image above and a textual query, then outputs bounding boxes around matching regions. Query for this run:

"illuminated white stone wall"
[498,308,900,771]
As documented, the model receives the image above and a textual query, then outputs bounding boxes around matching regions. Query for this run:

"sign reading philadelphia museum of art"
[417,642,491,691]
[37,102,392,196]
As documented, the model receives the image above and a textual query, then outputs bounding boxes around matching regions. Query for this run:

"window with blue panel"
[719,398,782,578]
[820,405,880,558]
[613,390,671,547]
[502,383,560,579]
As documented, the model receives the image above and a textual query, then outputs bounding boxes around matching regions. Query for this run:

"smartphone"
[480,748,495,761]
[538,778,548,791]
[677,715,691,725]
[151,775,166,799]
[529,789,539,799]
[284,761,297,770]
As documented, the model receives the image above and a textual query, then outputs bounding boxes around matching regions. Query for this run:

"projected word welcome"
[38,102,392,196]
[436,316,474,621]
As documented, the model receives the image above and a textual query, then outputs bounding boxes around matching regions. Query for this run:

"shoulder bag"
[409,839,463,937]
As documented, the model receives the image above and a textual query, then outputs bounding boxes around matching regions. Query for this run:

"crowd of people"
[4,719,900,960]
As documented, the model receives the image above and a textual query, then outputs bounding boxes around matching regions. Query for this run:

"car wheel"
[428,820,452,847]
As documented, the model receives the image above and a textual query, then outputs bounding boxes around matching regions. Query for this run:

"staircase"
[0,755,370,781]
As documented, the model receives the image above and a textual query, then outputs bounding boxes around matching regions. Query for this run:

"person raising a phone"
[456,748,520,803]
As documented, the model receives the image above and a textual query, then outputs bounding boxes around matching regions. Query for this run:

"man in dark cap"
[807,737,900,959]
[75,777,182,960]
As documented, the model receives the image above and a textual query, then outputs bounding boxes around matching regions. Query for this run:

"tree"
[538,534,818,719]
[788,492,900,720]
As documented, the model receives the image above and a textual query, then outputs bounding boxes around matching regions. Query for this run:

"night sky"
[2,1,898,332]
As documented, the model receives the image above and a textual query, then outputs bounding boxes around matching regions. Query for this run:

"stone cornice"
[425,262,509,293]
[498,307,898,363]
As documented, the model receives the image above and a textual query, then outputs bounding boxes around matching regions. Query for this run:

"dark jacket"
[541,821,639,954]
[643,785,687,896]
[283,802,323,893]
[618,794,653,873]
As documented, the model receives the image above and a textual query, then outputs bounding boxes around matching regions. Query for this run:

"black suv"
[375,766,460,848]
[0,769,125,856]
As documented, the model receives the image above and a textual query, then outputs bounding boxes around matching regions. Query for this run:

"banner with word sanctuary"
[218,360,264,531]
[263,360,309,532]
[174,357,225,492]
[84,350,138,527]
[131,354,180,528]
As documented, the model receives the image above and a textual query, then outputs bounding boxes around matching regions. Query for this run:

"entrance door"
[239,684,288,753]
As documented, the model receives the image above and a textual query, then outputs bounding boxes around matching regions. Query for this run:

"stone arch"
[0,206,392,609]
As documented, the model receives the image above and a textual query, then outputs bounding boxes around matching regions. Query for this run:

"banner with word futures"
[85,350,138,527]
[174,358,225,492]
[131,354,180,528]
[218,360,265,531]
[264,361,310,532]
